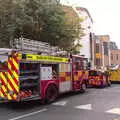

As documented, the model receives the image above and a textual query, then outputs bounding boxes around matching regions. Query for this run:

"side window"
[0,55,8,71]
[83,59,88,70]
[75,57,88,70]
[75,57,84,70]
[89,71,97,76]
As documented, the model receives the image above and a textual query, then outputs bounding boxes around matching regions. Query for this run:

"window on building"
[96,59,101,66]
[111,53,113,60]
[117,54,119,60]
[103,42,109,56]
[96,44,99,53]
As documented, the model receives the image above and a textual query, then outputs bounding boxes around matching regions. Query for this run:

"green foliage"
[0,0,84,51]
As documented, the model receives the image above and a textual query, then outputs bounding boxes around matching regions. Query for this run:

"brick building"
[110,42,118,50]
[111,50,120,66]
[94,35,111,71]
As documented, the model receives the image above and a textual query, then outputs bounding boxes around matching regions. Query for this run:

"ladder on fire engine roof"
[10,37,59,55]
[0,48,12,55]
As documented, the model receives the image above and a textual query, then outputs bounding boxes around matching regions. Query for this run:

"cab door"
[72,56,85,90]
[59,63,72,93]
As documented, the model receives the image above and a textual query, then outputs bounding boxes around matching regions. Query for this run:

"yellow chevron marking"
[7,73,19,92]
[7,83,13,91]
[13,71,19,80]
[2,86,7,92]
[1,72,13,93]
[0,91,5,98]
[13,94,17,100]
[1,73,7,84]
[1,86,7,98]
[8,63,12,70]
[0,74,7,98]
[8,61,19,81]
[7,94,12,100]
[12,58,19,70]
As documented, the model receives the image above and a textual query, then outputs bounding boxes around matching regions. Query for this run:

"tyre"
[80,83,87,93]
[45,85,58,103]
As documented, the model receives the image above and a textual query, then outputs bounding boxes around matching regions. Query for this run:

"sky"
[61,0,120,48]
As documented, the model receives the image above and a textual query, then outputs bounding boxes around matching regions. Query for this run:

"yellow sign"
[25,54,69,63]
[96,53,102,59]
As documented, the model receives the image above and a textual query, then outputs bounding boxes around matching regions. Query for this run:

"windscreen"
[89,71,102,76]
[75,57,88,70]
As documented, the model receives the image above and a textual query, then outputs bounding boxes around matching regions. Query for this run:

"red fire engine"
[0,49,89,102]
[88,70,111,88]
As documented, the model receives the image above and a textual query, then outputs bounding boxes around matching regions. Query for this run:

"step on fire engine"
[0,38,89,102]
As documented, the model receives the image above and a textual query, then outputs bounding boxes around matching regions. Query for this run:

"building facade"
[94,35,111,71]
[75,7,95,69]
[94,35,103,69]
[110,50,120,66]
[110,41,118,50]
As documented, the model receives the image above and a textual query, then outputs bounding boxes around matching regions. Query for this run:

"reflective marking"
[9,108,48,120]
[2,86,7,94]
[12,58,19,70]
[7,94,12,100]
[1,73,7,84]
[52,101,68,106]
[0,91,4,98]
[8,73,19,92]
[106,108,120,115]
[75,104,92,110]
[13,71,18,80]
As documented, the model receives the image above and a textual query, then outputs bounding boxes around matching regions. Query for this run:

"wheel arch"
[43,81,59,99]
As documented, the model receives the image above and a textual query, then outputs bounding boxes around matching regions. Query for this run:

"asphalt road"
[1,84,120,120]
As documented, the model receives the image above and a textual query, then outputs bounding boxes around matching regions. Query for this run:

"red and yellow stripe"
[0,53,19,101]
[7,56,19,100]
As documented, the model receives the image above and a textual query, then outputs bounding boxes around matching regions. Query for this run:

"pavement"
[1,84,120,120]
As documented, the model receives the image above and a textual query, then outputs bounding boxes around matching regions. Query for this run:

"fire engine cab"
[0,38,89,102]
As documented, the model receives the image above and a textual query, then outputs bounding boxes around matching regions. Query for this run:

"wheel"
[80,83,87,93]
[45,85,58,103]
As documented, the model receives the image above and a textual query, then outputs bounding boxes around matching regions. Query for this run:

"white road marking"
[52,100,68,106]
[8,108,48,120]
[103,89,120,93]
[113,119,120,120]
[113,117,120,120]
[106,108,120,115]
[75,104,92,110]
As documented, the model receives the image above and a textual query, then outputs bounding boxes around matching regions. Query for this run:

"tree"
[0,0,84,51]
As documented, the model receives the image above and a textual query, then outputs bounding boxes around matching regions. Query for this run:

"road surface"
[0,84,120,120]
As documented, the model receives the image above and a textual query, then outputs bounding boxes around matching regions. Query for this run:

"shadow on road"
[0,100,45,111]
[0,91,89,111]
